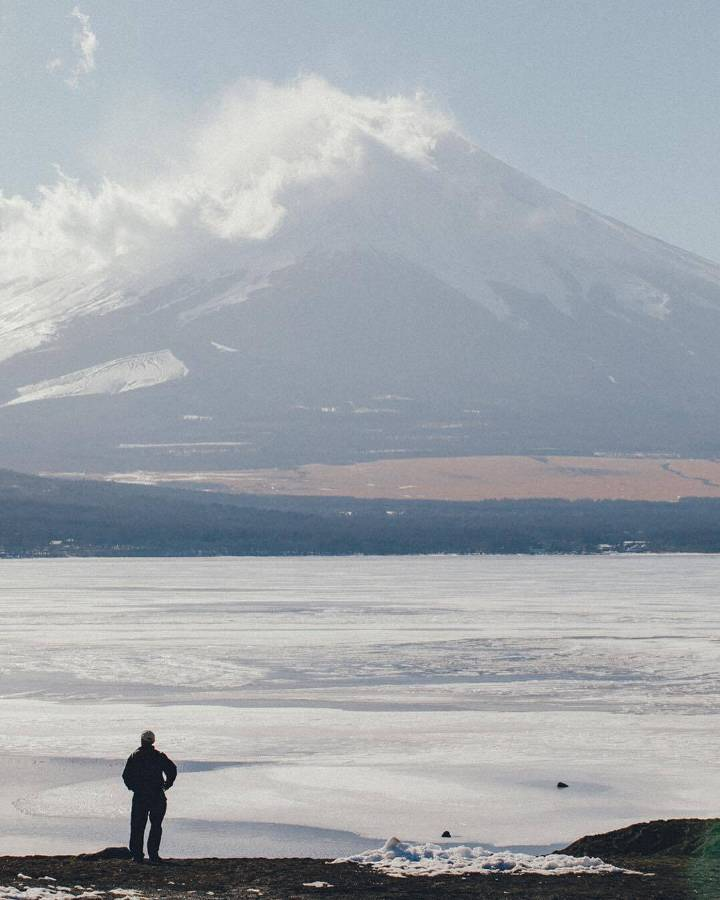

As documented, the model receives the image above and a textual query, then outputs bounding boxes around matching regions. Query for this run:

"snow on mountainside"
[2,77,720,472]
[4,350,187,406]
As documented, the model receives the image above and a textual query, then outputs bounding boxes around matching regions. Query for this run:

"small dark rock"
[77,847,132,860]
[557,781,569,789]
[441,830,451,838]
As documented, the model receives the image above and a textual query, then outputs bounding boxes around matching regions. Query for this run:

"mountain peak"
[2,78,720,471]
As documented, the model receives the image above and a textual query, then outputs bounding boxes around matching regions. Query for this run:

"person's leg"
[129,795,149,860]
[147,794,167,861]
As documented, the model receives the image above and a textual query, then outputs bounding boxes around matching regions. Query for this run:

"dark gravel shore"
[2,819,720,899]
[1,854,717,899]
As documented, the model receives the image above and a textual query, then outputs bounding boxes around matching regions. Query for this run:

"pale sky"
[1,0,719,261]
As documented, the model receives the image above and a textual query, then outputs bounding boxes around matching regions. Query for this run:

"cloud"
[67,5,97,86]
[0,77,455,362]
[47,5,97,89]
[0,77,452,282]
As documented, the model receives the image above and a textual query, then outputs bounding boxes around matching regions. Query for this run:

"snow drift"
[335,836,643,877]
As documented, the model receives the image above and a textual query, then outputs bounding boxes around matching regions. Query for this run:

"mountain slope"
[2,78,720,472]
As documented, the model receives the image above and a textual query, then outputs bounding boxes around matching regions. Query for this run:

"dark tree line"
[2,468,720,556]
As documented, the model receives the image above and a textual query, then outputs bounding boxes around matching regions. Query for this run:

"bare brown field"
[75,454,720,501]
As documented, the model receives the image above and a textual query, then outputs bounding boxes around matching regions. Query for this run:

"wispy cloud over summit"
[0,77,450,284]
[47,6,97,89]
[0,77,453,362]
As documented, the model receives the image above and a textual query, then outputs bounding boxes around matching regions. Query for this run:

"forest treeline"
[1,468,720,556]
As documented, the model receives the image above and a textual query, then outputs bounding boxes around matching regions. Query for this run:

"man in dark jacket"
[122,730,177,863]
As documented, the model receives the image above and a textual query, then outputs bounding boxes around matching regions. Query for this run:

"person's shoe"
[148,856,163,865]
[131,856,144,863]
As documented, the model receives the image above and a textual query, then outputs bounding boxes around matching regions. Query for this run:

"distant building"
[622,540,648,552]
[596,540,648,553]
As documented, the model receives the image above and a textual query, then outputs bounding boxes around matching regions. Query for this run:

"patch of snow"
[0,273,132,365]
[302,883,334,889]
[182,414,213,421]
[366,448,418,454]
[334,837,643,878]
[608,375,617,384]
[5,351,187,407]
[180,272,274,325]
[0,886,126,899]
[210,341,239,353]
[621,280,672,320]
[0,891,57,899]
[117,441,249,449]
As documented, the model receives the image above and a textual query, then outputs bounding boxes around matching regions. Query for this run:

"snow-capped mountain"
[2,77,720,473]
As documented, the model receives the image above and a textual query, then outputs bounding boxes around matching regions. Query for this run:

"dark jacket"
[122,744,177,796]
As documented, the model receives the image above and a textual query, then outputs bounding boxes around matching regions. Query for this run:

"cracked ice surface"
[0,554,719,854]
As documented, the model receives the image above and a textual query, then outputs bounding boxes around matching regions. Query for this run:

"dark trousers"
[129,792,167,859]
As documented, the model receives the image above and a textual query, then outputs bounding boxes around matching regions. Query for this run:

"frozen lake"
[1,554,719,857]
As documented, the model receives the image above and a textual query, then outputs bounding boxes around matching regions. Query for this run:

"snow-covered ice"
[335,837,641,877]
[0,554,719,856]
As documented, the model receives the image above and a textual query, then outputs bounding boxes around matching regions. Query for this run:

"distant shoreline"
[7,468,720,556]
[1,545,719,560]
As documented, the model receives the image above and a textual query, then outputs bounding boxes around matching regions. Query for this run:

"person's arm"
[162,754,177,790]
[122,755,136,791]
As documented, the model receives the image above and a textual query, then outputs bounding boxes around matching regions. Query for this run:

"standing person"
[122,730,177,863]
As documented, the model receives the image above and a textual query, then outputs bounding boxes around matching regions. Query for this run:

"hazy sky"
[1,0,719,261]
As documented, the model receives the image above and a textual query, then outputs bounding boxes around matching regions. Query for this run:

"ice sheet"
[0,555,719,855]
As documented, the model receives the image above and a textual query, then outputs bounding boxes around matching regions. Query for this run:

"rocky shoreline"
[2,819,720,899]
